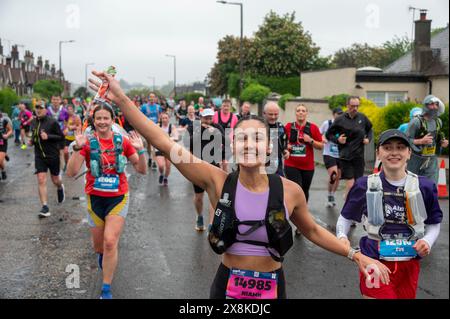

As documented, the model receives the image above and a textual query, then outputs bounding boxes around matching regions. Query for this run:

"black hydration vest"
[208,171,293,262]
[289,122,311,144]
[218,112,233,130]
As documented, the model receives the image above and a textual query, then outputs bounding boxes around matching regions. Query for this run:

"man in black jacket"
[326,96,372,199]
[30,103,65,218]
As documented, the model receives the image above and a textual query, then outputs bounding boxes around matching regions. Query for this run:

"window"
[367,91,407,106]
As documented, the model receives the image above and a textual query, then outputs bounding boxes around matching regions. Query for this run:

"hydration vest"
[218,112,233,130]
[89,133,127,178]
[414,114,444,144]
[289,122,311,144]
[208,171,293,262]
[364,172,427,241]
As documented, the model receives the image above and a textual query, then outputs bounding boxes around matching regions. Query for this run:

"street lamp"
[147,76,156,92]
[165,54,177,98]
[85,63,95,89]
[59,40,75,83]
[217,1,243,95]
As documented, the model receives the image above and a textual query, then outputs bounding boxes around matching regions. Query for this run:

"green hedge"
[227,73,299,98]
[240,84,270,105]
[279,93,295,111]
[0,88,20,116]
[326,94,350,110]
[175,92,204,105]
[440,104,449,155]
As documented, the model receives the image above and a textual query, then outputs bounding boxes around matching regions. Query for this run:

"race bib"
[330,143,339,157]
[226,269,278,299]
[291,144,306,157]
[421,145,436,156]
[93,174,120,193]
[379,239,417,261]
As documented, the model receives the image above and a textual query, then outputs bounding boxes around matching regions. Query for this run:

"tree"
[247,11,330,77]
[209,35,253,96]
[240,84,270,115]
[332,35,412,69]
[33,80,64,99]
[0,87,20,115]
[73,87,92,99]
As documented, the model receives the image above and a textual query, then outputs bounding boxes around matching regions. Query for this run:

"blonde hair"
[296,104,308,112]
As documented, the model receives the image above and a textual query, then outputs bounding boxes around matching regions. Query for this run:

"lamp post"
[217,1,243,95]
[165,55,177,98]
[59,40,75,84]
[85,63,95,89]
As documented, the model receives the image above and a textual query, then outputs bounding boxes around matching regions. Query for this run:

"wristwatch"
[347,247,361,261]
[310,140,314,146]
[72,145,83,152]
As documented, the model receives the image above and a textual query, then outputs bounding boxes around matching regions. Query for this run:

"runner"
[63,104,82,171]
[406,95,448,184]
[88,70,390,299]
[66,103,147,299]
[18,102,33,150]
[0,112,13,180]
[187,108,225,231]
[263,102,288,176]
[155,112,179,186]
[284,104,323,202]
[47,95,69,165]
[29,102,66,218]
[11,104,22,145]
[194,96,206,116]
[336,129,443,299]
[236,101,253,120]
[175,98,188,126]
[180,105,197,129]
[320,107,344,207]
[398,107,422,134]
[141,93,161,169]
[326,96,373,200]
[213,99,238,172]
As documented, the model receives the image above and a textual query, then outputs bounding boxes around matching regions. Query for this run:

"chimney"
[44,59,50,71]
[11,45,19,61]
[412,10,432,73]
[51,64,56,75]
[21,61,26,71]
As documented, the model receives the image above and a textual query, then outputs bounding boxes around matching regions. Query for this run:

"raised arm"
[88,71,226,192]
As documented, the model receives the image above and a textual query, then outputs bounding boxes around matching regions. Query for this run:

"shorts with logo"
[359,259,420,299]
[87,193,129,227]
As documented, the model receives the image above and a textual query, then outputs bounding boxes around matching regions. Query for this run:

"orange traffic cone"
[438,160,448,199]
[373,159,382,174]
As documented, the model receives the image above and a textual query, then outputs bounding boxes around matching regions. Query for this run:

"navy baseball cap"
[377,129,411,148]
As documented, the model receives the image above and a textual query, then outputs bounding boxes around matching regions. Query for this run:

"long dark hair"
[90,103,115,130]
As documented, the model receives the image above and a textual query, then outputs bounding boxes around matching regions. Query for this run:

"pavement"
[0,140,448,299]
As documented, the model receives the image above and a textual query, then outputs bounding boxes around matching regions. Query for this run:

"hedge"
[227,73,299,98]
[240,84,271,105]
[0,87,20,116]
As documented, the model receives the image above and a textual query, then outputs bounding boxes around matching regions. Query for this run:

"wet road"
[0,141,448,299]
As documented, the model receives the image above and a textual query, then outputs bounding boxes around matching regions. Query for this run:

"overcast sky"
[1,0,448,87]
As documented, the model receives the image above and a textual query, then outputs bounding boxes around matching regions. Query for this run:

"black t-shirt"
[187,121,225,165]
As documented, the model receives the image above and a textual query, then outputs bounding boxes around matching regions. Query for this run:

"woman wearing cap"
[88,70,390,299]
[155,112,179,186]
[336,129,443,299]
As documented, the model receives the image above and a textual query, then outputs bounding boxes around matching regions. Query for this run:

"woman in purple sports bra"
[88,70,392,300]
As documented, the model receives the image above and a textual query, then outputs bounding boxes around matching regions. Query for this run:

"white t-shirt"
[320,119,340,158]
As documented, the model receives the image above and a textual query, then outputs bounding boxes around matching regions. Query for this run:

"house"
[300,11,449,106]
[0,39,71,97]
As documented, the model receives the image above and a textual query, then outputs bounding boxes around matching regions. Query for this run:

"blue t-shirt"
[141,103,161,123]
[340,172,443,260]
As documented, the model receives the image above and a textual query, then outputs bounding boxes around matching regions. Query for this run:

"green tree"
[0,88,20,115]
[240,84,270,115]
[209,35,253,96]
[247,11,330,77]
[73,86,92,99]
[33,80,64,99]
[382,35,413,67]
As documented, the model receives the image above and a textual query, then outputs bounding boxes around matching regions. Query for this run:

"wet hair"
[347,96,360,105]
[93,104,115,119]
[234,115,270,143]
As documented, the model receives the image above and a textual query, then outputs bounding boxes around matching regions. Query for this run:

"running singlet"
[284,122,322,171]
[80,136,136,197]
[141,104,161,123]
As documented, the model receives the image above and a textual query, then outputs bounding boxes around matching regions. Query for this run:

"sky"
[0,0,448,87]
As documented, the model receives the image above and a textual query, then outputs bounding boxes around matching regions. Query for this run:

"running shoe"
[151,162,157,171]
[5,155,9,162]
[158,175,164,185]
[163,177,168,186]
[1,171,6,180]
[148,158,152,168]
[326,195,336,208]
[100,290,112,299]
[39,205,51,218]
[20,144,27,150]
[57,185,65,204]
[195,215,205,231]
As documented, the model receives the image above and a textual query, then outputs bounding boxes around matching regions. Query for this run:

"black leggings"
[210,263,286,299]
[284,166,314,202]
